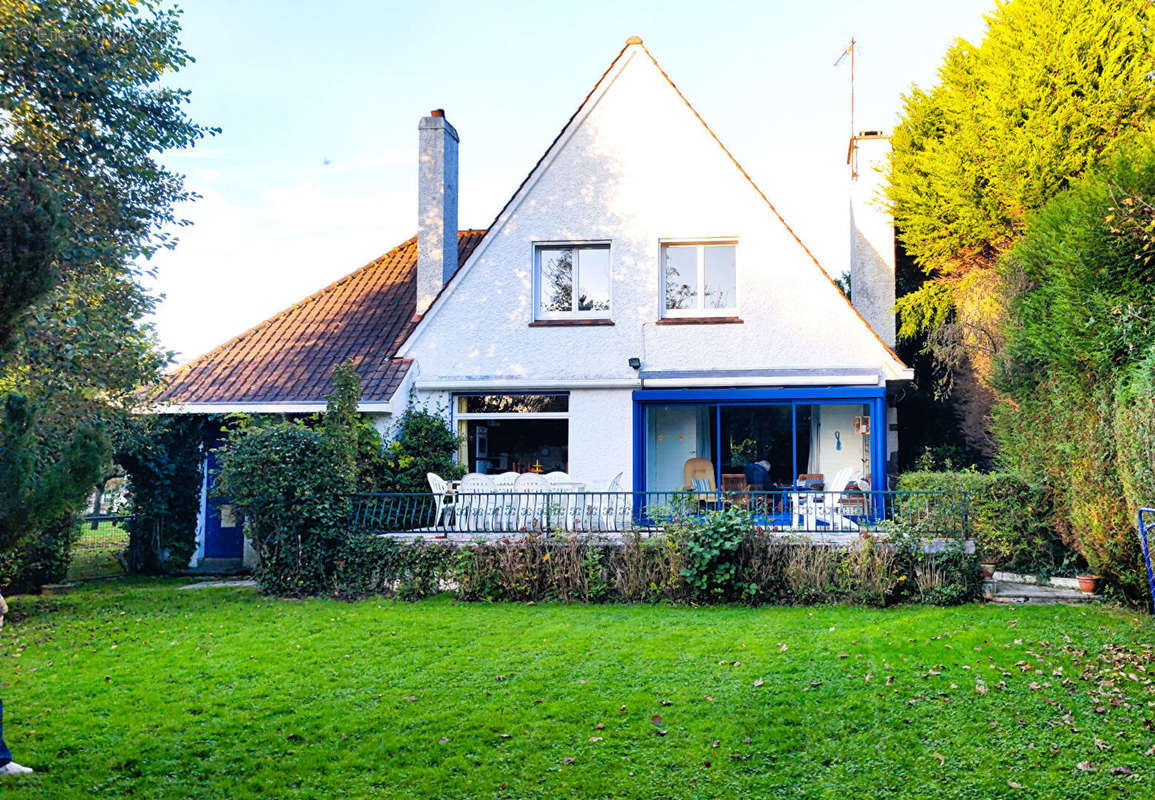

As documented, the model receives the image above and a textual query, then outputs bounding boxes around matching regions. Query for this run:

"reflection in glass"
[458,394,569,414]
[703,245,736,309]
[539,248,574,313]
[664,246,698,310]
[577,247,610,311]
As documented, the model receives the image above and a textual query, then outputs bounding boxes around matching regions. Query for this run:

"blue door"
[204,447,244,559]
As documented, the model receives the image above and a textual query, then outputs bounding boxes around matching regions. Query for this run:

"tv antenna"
[834,37,858,178]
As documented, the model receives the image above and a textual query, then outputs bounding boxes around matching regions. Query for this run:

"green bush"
[215,423,351,596]
[333,535,456,601]
[380,404,463,493]
[666,506,754,602]
[897,470,1065,572]
[118,414,207,573]
[0,513,79,593]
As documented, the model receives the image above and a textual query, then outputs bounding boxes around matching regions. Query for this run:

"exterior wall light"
[628,357,641,370]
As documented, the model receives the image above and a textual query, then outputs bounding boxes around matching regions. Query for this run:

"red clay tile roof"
[157,230,486,405]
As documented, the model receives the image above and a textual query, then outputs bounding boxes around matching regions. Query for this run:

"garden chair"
[512,472,552,531]
[599,472,627,532]
[683,458,718,503]
[427,473,455,530]
[494,471,519,488]
[455,473,498,533]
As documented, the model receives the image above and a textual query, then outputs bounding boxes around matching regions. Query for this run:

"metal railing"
[352,489,968,538]
[68,514,131,580]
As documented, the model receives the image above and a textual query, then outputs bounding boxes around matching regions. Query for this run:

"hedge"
[897,470,1072,574]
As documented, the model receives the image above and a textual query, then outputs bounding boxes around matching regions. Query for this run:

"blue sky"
[148,0,995,363]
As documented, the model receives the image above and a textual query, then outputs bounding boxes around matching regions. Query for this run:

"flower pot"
[1076,574,1100,594]
[980,561,997,579]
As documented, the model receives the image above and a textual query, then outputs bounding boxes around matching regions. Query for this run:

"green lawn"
[1,581,1153,799]
[67,520,129,580]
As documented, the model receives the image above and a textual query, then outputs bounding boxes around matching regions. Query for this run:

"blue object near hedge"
[1139,508,1155,614]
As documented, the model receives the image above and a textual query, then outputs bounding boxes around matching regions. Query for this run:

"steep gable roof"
[400,38,908,374]
[157,230,485,405]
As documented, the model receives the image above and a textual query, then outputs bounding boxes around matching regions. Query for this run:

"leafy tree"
[887,0,1155,441]
[0,0,213,343]
[0,393,107,586]
[0,0,211,585]
[992,141,1155,596]
[117,414,208,574]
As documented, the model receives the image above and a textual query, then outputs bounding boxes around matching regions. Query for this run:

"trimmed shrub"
[215,423,351,596]
[897,470,1065,572]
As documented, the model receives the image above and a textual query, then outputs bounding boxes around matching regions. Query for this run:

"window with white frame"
[535,244,611,319]
[454,393,570,474]
[662,241,737,315]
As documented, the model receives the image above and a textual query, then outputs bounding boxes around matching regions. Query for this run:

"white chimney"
[416,109,459,315]
[848,131,896,347]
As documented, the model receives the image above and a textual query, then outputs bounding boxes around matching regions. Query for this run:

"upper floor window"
[662,242,737,316]
[535,243,611,319]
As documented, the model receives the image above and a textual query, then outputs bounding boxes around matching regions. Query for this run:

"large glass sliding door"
[644,405,716,493]
[635,389,885,495]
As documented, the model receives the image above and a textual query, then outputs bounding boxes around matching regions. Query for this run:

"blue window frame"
[631,386,887,496]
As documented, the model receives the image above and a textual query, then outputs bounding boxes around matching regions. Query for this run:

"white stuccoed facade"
[396,40,910,492]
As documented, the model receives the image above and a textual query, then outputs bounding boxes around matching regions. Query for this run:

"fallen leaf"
[562,757,576,765]
[753,678,764,687]
[1008,780,1022,789]
[933,752,945,766]
[438,737,449,744]
[1094,738,1112,752]
[403,695,417,702]
[656,729,667,736]
[498,733,511,739]
[651,715,663,725]
[778,643,788,652]
[838,653,850,659]
[588,736,603,742]
[1076,761,1097,771]
[596,722,605,730]
[705,695,715,702]
[1109,766,1133,776]
[660,699,673,706]
[712,740,720,748]
[619,705,627,713]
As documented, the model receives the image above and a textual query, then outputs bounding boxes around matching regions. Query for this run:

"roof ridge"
[165,230,485,382]
[636,42,907,367]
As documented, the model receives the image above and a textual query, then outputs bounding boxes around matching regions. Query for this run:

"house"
[157,37,912,565]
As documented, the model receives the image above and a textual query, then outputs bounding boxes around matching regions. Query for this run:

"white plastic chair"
[513,472,552,531]
[794,467,858,532]
[427,473,454,530]
[600,472,625,532]
[456,473,497,532]
[494,471,519,488]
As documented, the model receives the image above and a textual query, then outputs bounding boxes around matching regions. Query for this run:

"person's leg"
[0,699,12,767]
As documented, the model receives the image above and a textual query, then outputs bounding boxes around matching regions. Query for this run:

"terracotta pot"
[980,561,997,579]
[1077,574,1100,594]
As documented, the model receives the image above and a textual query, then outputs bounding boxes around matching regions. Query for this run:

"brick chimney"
[416,109,459,315]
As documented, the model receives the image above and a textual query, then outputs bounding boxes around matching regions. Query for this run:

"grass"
[1,581,1153,799]
[66,520,129,581]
